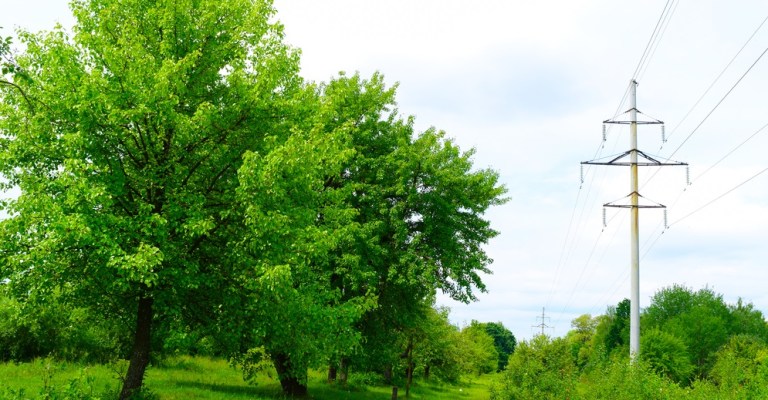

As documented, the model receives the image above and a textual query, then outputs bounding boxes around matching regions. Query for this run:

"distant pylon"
[532,307,554,336]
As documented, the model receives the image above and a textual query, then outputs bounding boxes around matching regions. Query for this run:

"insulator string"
[602,124,607,148]
[602,207,607,229]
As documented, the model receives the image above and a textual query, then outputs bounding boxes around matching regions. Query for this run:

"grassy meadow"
[0,356,492,399]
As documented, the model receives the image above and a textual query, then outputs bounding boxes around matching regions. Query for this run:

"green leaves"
[640,328,694,384]
[108,243,163,288]
[0,0,304,394]
[493,335,578,399]
[2,2,508,396]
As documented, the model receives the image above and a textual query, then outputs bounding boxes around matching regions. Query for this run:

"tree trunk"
[327,364,337,383]
[383,364,393,384]
[338,357,348,385]
[405,337,414,398]
[119,296,153,400]
[405,359,414,398]
[423,364,430,380]
[273,352,308,397]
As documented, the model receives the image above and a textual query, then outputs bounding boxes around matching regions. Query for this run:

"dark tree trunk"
[273,352,308,397]
[383,364,393,384]
[423,364,430,380]
[327,364,337,383]
[405,359,414,398]
[405,337,414,398]
[119,296,153,400]
[338,357,349,385]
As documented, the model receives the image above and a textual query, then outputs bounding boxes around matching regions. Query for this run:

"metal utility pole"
[532,307,553,336]
[629,82,640,361]
[581,80,686,362]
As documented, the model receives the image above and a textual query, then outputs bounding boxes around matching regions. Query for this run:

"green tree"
[413,306,465,383]
[709,335,768,397]
[230,113,376,396]
[729,298,768,341]
[592,298,630,358]
[640,328,693,384]
[0,0,302,397]
[292,73,507,386]
[1,2,507,397]
[472,321,516,372]
[1,29,29,92]
[491,335,577,400]
[0,286,130,363]
[643,285,732,378]
[567,313,599,368]
[459,321,499,376]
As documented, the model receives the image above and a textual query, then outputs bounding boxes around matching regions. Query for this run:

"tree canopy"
[0,0,507,397]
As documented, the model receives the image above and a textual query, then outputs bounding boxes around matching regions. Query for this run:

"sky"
[2,0,768,342]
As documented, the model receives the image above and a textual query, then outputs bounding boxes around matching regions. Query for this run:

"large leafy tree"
[643,285,732,377]
[0,0,302,397]
[459,321,500,376]
[232,73,507,394]
[640,328,694,384]
[228,102,376,396]
[1,1,507,397]
[309,74,507,383]
[480,321,517,371]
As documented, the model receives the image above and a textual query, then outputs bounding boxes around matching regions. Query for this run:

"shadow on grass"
[175,380,279,397]
[176,381,378,400]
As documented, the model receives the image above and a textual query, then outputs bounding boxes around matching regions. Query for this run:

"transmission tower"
[581,80,687,362]
[532,307,554,336]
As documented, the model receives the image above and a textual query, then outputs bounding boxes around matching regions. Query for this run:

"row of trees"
[0,0,507,398]
[0,284,516,393]
[492,284,768,399]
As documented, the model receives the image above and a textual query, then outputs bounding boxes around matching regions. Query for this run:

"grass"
[0,358,121,398]
[0,356,493,399]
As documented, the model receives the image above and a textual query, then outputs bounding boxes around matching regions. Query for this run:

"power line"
[581,81,687,360]
[641,44,768,192]
[554,215,625,327]
[669,167,768,228]
[631,0,677,81]
[548,1,678,325]
[637,119,768,261]
[661,14,768,150]
[636,0,679,82]
[554,7,768,334]
[665,46,768,161]
[691,121,768,183]
[546,114,626,311]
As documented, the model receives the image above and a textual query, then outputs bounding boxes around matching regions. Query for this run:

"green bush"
[583,358,686,399]
[0,290,128,363]
[347,371,384,387]
[490,335,577,400]
[709,335,768,398]
[640,328,693,384]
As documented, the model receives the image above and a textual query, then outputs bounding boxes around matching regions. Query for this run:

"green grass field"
[0,356,492,399]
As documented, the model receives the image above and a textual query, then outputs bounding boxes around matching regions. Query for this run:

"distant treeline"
[491,284,768,399]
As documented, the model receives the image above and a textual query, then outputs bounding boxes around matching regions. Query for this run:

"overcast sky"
[3,1,768,341]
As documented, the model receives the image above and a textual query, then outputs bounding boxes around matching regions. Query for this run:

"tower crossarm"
[581,150,688,167]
